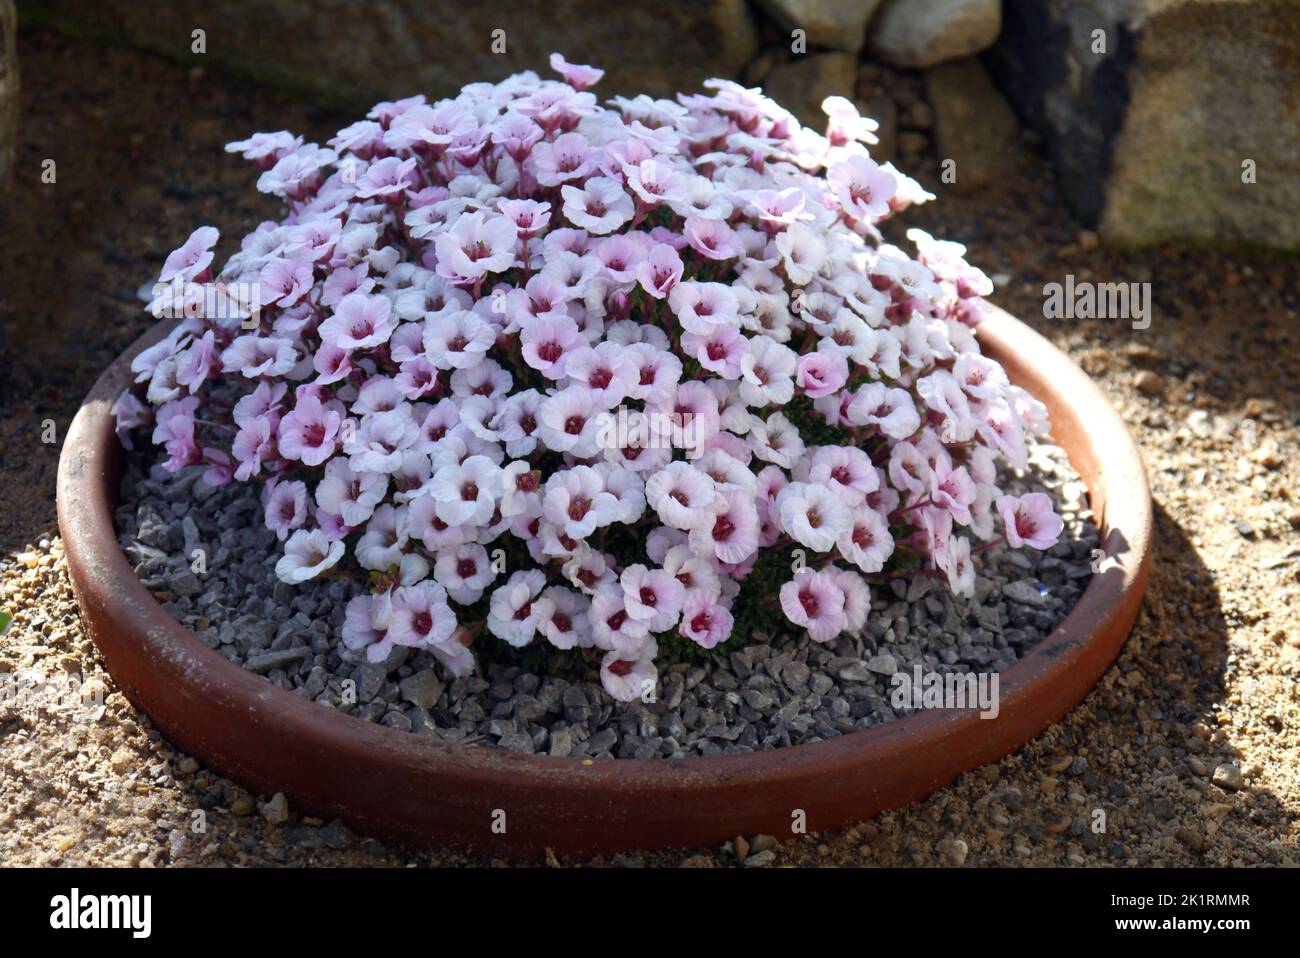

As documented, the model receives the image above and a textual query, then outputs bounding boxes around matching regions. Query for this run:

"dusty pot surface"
[57,306,1152,854]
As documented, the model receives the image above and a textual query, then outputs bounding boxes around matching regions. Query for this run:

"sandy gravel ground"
[1,33,1297,867]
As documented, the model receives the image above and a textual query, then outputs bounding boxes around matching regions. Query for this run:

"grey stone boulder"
[24,0,758,107]
[755,0,884,54]
[869,0,1001,68]
[926,56,1019,192]
[988,0,1300,250]
[760,52,858,129]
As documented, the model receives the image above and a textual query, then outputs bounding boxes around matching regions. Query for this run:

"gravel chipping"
[113,438,1098,759]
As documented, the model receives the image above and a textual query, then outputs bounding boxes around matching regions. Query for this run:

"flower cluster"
[116,53,1062,702]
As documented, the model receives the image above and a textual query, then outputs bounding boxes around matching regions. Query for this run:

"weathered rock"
[869,0,1001,68]
[398,670,444,710]
[1133,370,1164,397]
[755,0,884,54]
[25,0,758,107]
[988,0,1300,250]
[244,646,311,674]
[1212,763,1244,791]
[0,0,16,191]
[926,56,1019,191]
[261,792,290,825]
[761,52,858,128]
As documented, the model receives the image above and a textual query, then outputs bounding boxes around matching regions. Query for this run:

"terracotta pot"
[57,307,1152,854]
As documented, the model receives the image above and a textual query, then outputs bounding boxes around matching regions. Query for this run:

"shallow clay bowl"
[58,306,1152,854]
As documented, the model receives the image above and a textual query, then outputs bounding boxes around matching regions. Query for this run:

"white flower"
[644,461,716,531]
[486,570,547,647]
[427,454,502,526]
[774,223,827,285]
[599,644,658,702]
[777,482,853,553]
[561,176,634,234]
[275,529,345,583]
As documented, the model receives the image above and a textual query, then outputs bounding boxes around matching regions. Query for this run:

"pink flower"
[355,504,410,570]
[831,567,872,633]
[275,528,344,583]
[346,408,418,473]
[795,348,849,398]
[387,581,457,649]
[807,446,878,503]
[434,211,518,281]
[152,396,201,471]
[486,570,547,647]
[497,198,551,238]
[996,492,1064,550]
[683,217,743,261]
[490,113,543,162]
[589,585,650,653]
[259,256,315,308]
[519,313,581,378]
[941,535,975,597]
[341,593,396,663]
[264,479,309,540]
[776,482,852,552]
[111,391,152,450]
[625,158,685,207]
[538,387,604,457]
[532,132,596,187]
[620,564,685,632]
[278,393,344,466]
[550,53,605,91]
[225,130,301,170]
[774,223,827,285]
[688,487,759,565]
[679,594,734,649]
[560,177,634,235]
[827,154,896,221]
[749,187,807,228]
[355,155,417,201]
[847,383,921,440]
[533,586,592,650]
[175,330,217,394]
[315,457,386,526]
[218,334,294,379]
[635,243,684,299]
[837,505,895,573]
[257,144,336,201]
[931,461,977,525]
[232,414,276,481]
[645,461,716,531]
[433,543,496,604]
[319,292,396,350]
[668,281,739,335]
[542,465,620,540]
[564,343,635,406]
[160,226,219,283]
[427,454,501,526]
[600,645,657,703]
[779,570,847,644]
[423,310,494,369]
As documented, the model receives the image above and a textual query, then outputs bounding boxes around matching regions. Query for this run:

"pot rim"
[57,306,1152,854]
